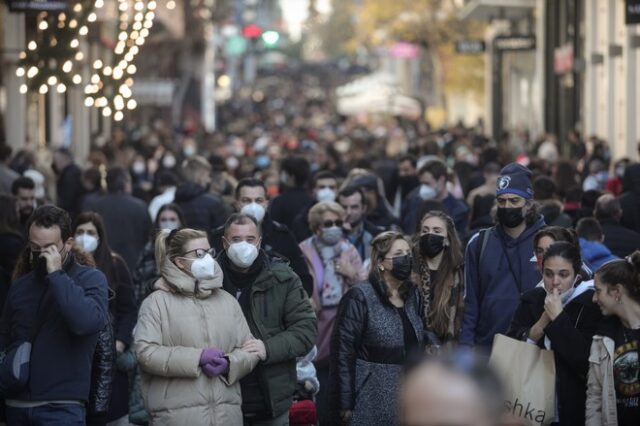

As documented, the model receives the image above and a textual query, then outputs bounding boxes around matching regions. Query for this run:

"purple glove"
[200,348,224,366]
[202,356,229,377]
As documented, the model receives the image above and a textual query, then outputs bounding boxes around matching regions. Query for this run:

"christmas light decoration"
[17,0,159,122]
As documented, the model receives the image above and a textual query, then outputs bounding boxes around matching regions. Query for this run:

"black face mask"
[390,254,413,281]
[497,207,525,228]
[420,233,445,258]
[30,252,49,279]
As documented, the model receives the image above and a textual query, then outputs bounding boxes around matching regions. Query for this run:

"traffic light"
[242,24,263,39]
[261,30,280,48]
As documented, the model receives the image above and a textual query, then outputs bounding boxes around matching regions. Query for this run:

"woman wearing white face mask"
[132,203,185,307]
[134,228,258,425]
[72,212,138,424]
[507,241,602,425]
[299,201,367,425]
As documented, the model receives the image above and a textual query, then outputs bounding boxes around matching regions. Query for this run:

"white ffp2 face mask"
[227,241,259,269]
[316,187,336,203]
[190,254,216,280]
[419,184,436,200]
[241,202,266,223]
[75,234,99,253]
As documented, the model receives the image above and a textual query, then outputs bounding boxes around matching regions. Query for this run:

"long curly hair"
[413,210,464,340]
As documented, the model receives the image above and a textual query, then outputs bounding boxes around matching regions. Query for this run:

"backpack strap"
[474,227,492,304]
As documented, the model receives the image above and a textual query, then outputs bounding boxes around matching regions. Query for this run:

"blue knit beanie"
[496,163,533,199]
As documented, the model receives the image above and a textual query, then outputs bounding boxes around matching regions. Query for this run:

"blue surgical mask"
[320,226,342,245]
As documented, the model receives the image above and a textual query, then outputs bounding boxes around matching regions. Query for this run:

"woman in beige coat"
[134,228,259,425]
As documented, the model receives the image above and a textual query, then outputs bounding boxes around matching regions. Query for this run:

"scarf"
[313,237,345,308]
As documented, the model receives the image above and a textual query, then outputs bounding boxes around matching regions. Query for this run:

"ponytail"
[154,228,208,271]
[596,250,640,304]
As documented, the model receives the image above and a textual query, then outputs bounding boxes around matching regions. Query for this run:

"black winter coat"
[507,286,602,425]
[211,215,314,297]
[86,320,116,426]
[268,187,314,230]
[619,164,640,233]
[174,182,229,233]
[83,192,151,271]
[56,163,84,220]
[329,279,424,426]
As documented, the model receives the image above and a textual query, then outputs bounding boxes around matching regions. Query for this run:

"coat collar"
[157,257,223,298]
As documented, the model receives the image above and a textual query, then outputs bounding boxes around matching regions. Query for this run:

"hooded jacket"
[174,182,229,232]
[579,238,619,271]
[134,257,258,425]
[507,281,602,425]
[460,217,546,347]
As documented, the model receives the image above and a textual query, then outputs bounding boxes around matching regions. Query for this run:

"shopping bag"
[488,334,556,426]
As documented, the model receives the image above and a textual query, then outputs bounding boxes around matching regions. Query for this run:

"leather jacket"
[87,320,116,424]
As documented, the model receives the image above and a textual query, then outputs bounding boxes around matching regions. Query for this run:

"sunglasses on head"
[322,220,343,228]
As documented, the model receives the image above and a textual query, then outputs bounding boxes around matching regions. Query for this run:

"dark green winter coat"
[219,253,317,419]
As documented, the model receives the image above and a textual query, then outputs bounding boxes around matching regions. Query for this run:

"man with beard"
[460,163,546,348]
[217,213,316,425]
[0,205,108,424]
[12,176,37,233]
[337,186,384,263]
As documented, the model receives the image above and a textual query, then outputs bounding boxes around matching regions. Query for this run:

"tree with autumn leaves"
[315,0,485,116]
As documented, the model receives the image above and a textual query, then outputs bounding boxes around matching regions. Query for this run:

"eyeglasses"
[322,220,343,228]
[181,248,216,259]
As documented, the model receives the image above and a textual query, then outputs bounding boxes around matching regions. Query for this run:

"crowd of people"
[0,71,640,426]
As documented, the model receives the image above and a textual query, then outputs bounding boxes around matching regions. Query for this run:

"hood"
[580,239,615,262]
[174,182,207,202]
[622,163,640,194]
[157,257,223,298]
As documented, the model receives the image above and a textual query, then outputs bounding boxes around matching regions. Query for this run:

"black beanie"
[496,163,533,199]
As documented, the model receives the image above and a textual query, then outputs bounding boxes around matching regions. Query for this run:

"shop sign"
[627,0,640,25]
[8,0,67,12]
[455,40,486,54]
[494,35,536,51]
[554,44,574,74]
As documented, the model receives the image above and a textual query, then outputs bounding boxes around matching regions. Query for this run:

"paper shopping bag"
[489,334,556,426]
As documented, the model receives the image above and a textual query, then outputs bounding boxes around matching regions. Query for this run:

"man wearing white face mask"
[401,159,469,236]
[210,178,314,297]
[217,213,317,426]
[291,171,339,243]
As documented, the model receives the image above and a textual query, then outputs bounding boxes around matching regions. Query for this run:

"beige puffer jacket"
[134,258,258,426]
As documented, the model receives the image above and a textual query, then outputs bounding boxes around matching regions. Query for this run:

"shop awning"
[459,0,535,21]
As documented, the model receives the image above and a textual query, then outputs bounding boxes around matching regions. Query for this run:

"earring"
[379,266,384,272]
[617,298,622,305]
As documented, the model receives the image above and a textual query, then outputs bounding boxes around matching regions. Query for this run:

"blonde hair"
[308,201,345,232]
[181,156,211,183]
[154,228,208,270]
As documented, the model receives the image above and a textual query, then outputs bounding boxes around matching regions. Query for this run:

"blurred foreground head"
[399,352,505,426]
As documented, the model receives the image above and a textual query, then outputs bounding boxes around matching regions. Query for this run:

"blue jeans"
[6,404,86,426]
